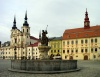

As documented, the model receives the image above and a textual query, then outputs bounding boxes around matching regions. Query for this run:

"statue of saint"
[41,26,48,46]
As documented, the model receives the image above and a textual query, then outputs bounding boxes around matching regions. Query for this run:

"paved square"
[0,60,100,77]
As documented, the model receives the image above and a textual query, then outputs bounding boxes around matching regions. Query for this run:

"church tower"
[84,8,90,29]
[21,11,30,47]
[12,16,17,29]
[10,16,18,59]
[11,16,17,46]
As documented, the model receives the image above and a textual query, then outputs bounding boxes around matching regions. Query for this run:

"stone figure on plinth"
[41,30,48,46]
[38,25,51,60]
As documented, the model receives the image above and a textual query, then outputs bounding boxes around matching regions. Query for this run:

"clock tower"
[84,8,90,29]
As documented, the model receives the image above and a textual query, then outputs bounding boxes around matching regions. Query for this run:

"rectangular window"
[95,38,97,43]
[63,41,65,46]
[91,39,93,43]
[54,50,56,53]
[71,50,74,53]
[63,50,65,53]
[67,50,69,53]
[95,48,97,52]
[76,50,78,53]
[76,40,78,44]
[81,40,83,44]
[81,49,83,53]
[67,41,69,45]
[85,39,88,43]
[58,50,59,53]
[85,49,87,53]
[91,48,93,53]
[71,41,74,44]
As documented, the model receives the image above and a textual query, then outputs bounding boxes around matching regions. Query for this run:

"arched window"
[27,29,28,32]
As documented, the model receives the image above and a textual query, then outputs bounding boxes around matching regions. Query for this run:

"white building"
[0,11,40,60]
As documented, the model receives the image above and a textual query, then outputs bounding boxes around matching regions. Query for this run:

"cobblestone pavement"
[0,60,100,77]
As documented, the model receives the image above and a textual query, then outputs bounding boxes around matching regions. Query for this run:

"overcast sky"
[0,0,100,43]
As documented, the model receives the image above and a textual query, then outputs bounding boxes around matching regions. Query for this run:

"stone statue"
[41,26,48,46]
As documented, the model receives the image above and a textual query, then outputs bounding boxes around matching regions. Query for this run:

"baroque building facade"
[62,9,100,60]
[0,11,39,60]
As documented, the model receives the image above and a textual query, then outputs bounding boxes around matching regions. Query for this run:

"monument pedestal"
[38,46,51,59]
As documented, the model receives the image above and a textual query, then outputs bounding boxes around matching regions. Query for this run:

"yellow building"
[62,9,100,60]
[48,37,62,59]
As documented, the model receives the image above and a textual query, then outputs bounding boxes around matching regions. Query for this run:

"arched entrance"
[84,55,88,60]
[69,56,73,60]
[3,56,5,59]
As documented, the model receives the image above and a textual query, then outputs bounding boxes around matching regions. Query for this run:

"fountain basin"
[9,60,80,74]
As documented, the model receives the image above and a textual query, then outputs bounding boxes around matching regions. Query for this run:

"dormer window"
[67,35,70,38]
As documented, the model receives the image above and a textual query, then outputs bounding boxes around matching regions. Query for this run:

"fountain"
[9,27,80,74]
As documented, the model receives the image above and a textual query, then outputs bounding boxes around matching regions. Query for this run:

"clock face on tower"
[85,22,88,26]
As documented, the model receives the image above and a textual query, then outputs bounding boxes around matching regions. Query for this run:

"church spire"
[12,16,17,29]
[23,10,29,26]
[39,30,41,42]
[84,8,90,29]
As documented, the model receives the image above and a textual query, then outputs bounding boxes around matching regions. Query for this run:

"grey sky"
[0,0,100,43]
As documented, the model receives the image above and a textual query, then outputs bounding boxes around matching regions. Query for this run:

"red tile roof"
[28,42,38,47]
[30,36,39,40]
[62,25,100,40]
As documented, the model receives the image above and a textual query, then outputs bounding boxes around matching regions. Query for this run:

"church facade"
[0,11,39,60]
